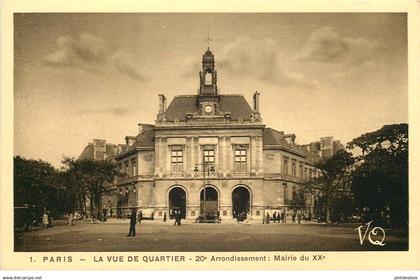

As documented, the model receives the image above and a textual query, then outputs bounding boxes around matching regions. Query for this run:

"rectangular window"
[299,164,304,178]
[203,147,215,164]
[118,163,123,176]
[283,158,289,175]
[292,161,296,176]
[171,146,183,173]
[234,146,247,172]
[124,161,129,175]
[131,159,137,176]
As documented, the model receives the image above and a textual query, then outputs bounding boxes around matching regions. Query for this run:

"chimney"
[253,91,260,112]
[158,94,167,114]
[138,123,144,134]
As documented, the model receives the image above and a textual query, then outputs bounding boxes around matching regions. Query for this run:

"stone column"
[226,137,232,175]
[190,137,195,176]
[258,136,264,174]
[220,136,225,176]
[162,138,169,176]
[251,136,257,174]
[155,137,160,175]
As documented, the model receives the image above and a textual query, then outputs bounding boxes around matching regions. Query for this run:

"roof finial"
[206,24,211,50]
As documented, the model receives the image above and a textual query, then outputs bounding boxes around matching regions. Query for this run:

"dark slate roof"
[263,128,289,146]
[333,140,345,153]
[79,143,117,160]
[165,95,254,121]
[306,152,322,164]
[133,127,155,148]
[79,145,94,160]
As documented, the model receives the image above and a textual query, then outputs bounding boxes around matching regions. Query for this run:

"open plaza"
[14,219,408,252]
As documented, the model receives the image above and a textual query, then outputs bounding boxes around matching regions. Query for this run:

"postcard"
[1,0,419,271]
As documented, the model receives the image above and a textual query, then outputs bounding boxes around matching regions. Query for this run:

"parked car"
[195,212,220,223]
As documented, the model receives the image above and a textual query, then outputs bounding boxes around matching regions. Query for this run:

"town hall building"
[103,48,343,221]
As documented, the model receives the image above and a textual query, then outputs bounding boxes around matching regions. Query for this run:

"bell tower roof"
[203,48,214,61]
[198,48,218,100]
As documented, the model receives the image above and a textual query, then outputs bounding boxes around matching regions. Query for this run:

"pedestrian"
[297,209,302,224]
[127,208,137,237]
[173,210,179,226]
[177,211,182,226]
[42,210,49,228]
[68,212,74,226]
[102,208,107,222]
[292,211,296,223]
[265,213,270,224]
[174,210,182,226]
[163,212,167,222]
[277,212,281,223]
[273,212,277,223]
[109,207,113,218]
[91,213,96,224]
[137,210,143,224]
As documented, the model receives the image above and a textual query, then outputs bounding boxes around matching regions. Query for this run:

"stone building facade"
[111,49,342,221]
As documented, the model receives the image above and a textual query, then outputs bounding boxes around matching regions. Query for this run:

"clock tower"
[198,48,219,116]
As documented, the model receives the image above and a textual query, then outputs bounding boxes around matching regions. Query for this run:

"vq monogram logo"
[355,221,386,246]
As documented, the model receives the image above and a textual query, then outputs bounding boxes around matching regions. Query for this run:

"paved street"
[15,220,408,252]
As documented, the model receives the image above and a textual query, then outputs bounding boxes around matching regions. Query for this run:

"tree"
[303,150,355,223]
[62,157,119,215]
[14,156,58,210]
[347,123,408,228]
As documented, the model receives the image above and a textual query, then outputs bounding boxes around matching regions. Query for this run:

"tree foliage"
[14,155,119,216]
[347,123,408,227]
[62,157,119,214]
[14,156,59,211]
[303,150,355,223]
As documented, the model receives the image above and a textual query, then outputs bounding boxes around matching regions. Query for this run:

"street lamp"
[194,162,215,216]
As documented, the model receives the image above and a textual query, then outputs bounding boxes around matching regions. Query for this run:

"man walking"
[273,212,277,223]
[127,208,137,237]
[173,210,178,226]
[174,210,182,226]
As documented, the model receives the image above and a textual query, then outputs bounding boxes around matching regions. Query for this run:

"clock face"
[204,105,213,113]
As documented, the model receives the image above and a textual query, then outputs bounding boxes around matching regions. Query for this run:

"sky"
[14,13,407,167]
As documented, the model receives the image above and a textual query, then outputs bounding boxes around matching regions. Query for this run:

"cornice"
[263,144,307,157]
[115,146,154,160]
[155,124,265,131]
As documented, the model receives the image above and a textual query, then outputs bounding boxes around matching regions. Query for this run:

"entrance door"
[200,186,218,216]
[232,186,251,220]
[168,187,186,219]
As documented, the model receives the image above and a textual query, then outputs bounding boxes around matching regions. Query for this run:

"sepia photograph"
[11,12,409,254]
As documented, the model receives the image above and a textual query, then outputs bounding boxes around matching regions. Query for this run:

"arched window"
[204,71,212,85]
